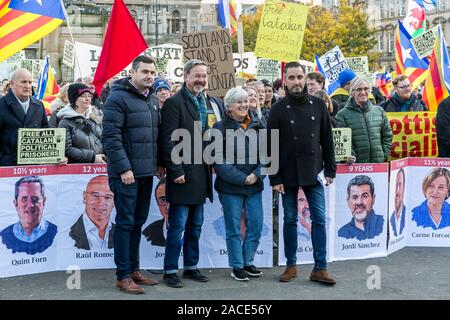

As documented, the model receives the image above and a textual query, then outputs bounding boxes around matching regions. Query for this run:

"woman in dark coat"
[58,83,105,163]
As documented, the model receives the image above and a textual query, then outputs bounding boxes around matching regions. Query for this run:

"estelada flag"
[93,0,148,96]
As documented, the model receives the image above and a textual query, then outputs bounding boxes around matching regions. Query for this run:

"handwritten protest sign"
[256,58,281,81]
[332,128,352,161]
[346,56,369,77]
[17,129,66,165]
[255,0,309,62]
[182,29,235,97]
[62,40,75,68]
[411,26,439,59]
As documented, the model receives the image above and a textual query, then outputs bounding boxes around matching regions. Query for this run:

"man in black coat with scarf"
[160,59,213,288]
[267,62,337,285]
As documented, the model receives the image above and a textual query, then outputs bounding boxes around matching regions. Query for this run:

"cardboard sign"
[181,29,236,97]
[200,3,218,26]
[62,40,75,68]
[255,0,309,61]
[17,129,66,165]
[411,26,439,59]
[346,56,369,77]
[332,128,352,162]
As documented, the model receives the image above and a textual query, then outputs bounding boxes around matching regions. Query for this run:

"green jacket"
[335,98,393,163]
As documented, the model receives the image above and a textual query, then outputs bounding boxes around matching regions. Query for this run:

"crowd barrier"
[1,158,449,278]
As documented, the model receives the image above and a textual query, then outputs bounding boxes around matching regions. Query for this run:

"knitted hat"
[68,83,92,106]
[261,79,273,87]
[152,78,170,93]
[338,69,357,88]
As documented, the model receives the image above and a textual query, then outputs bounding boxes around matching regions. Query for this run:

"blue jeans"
[109,177,153,281]
[164,204,204,273]
[219,192,263,269]
[281,181,327,270]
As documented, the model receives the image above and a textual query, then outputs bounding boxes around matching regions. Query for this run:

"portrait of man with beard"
[338,175,384,240]
[297,188,312,241]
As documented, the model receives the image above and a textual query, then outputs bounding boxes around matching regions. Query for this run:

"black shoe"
[231,268,249,281]
[183,269,209,282]
[163,273,183,288]
[244,265,263,277]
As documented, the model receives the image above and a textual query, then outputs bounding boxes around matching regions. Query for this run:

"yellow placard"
[255,0,309,62]
[387,112,437,160]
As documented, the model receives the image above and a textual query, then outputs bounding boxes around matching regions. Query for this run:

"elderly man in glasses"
[335,77,393,164]
[380,75,427,112]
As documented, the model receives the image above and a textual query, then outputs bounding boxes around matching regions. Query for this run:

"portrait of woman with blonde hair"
[412,167,450,230]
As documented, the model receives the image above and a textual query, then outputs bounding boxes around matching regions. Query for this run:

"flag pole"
[60,0,83,80]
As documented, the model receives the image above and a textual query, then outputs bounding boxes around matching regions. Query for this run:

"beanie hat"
[338,69,357,88]
[261,79,273,88]
[152,78,170,93]
[68,83,92,107]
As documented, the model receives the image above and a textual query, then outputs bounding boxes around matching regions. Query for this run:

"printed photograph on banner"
[278,175,331,266]
[407,158,450,247]
[333,164,388,261]
[56,165,116,270]
[387,159,409,255]
[0,170,58,278]
[198,177,273,269]
[139,177,183,271]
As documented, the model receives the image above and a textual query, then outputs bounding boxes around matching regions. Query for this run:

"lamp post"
[147,0,160,46]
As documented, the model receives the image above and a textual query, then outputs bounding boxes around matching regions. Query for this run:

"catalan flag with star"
[0,0,65,62]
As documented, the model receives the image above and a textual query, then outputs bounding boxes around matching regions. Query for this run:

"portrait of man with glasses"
[69,175,115,250]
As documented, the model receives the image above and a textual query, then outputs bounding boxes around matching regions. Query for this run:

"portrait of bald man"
[0,68,49,166]
[69,175,115,250]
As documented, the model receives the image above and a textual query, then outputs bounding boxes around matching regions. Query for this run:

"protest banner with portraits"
[406,158,450,247]
[333,163,389,261]
[0,166,59,278]
[388,159,409,254]
[277,175,331,266]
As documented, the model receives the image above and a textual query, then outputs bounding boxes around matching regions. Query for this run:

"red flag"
[93,0,148,96]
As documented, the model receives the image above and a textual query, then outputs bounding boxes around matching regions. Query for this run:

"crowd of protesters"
[1,56,449,294]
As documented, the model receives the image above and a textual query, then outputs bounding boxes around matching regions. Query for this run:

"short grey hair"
[247,80,264,88]
[224,87,248,110]
[184,59,207,75]
[349,77,371,96]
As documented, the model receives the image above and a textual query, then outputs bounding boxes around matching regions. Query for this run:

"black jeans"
[109,177,153,280]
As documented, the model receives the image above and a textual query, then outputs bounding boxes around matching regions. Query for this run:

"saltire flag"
[0,0,65,62]
[423,25,450,111]
[93,0,148,96]
[218,0,239,35]
[395,20,429,90]
[415,0,437,12]
[403,0,425,37]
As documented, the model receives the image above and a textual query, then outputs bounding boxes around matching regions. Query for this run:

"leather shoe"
[279,266,297,282]
[310,269,336,285]
[183,269,209,282]
[116,278,144,294]
[131,270,159,285]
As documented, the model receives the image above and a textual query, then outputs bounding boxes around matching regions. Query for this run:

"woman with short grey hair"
[212,87,265,282]
[335,76,393,163]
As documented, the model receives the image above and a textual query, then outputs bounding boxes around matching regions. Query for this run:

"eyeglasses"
[397,84,411,90]
[354,87,371,93]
